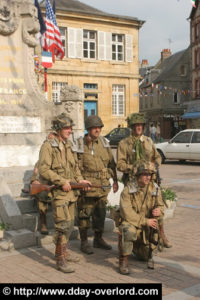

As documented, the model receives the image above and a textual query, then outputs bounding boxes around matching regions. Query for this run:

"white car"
[156,129,200,163]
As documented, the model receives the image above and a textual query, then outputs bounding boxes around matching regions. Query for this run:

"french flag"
[41,51,52,68]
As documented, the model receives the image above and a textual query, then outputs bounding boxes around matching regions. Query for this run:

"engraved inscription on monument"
[0,116,41,133]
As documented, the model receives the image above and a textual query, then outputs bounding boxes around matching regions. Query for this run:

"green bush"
[106,205,118,211]
[0,223,9,230]
[162,188,177,202]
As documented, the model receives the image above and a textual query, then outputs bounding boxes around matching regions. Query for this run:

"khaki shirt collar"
[130,134,145,143]
[84,135,99,145]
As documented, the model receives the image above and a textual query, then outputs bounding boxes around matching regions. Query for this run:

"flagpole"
[44,67,48,100]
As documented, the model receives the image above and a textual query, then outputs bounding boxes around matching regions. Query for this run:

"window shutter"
[68,27,76,58]
[76,28,83,59]
[125,34,133,62]
[68,28,83,58]
[105,32,112,61]
[98,31,105,60]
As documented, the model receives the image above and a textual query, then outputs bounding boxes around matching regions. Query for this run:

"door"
[84,101,97,132]
[189,131,200,160]
[164,131,193,160]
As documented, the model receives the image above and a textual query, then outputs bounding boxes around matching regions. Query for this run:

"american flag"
[42,0,64,61]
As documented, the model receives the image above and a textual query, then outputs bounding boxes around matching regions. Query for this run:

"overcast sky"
[80,0,192,65]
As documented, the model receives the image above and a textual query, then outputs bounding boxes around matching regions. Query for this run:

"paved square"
[0,162,200,299]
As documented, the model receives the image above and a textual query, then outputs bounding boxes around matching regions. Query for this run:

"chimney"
[141,59,149,67]
[161,49,171,62]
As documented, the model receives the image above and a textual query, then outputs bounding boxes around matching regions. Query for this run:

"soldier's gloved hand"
[152,208,161,217]
[148,219,158,229]
[113,181,119,193]
[79,180,92,191]
[62,180,71,192]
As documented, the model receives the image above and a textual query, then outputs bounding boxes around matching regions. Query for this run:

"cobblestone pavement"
[0,161,200,299]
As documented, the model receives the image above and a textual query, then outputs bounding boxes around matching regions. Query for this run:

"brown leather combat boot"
[118,234,129,275]
[62,244,80,263]
[40,213,49,235]
[79,229,94,255]
[55,236,75,273]
[119,255,130,275]
[93,231,112,250]
[159,224,172,248]
[147,257,155,269]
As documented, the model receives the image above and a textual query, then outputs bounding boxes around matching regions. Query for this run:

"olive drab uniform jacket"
[30,161,39,183]
[76,136,117,198]
[119,180,164,244]
[117,135,161,184]
[38,137,83,205]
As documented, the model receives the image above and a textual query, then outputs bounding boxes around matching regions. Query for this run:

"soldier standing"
[38,113,91,273]
[76,115,118,254]
[118,161,164,275]
[30,132,56,235]
[30,162,49,235]
[117,113,171,248]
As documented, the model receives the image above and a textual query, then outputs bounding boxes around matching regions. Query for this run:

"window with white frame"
[112,34,124,61]
[84,83,98,89]
[112,85,125,116]
[52,82,68,103]
[59,27,67,57]
[83,30,96,59]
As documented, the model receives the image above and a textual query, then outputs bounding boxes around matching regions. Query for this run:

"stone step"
[15,196,37,214]
[0,166,33,198]
[4,226,80,250]
[22,212,54,232]
[22,209,115,235]
[3,216,114,251]
[5,229,37,250]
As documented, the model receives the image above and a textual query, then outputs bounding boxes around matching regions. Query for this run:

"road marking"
[155,256,200,278]
[163,283,200,300]
[164,178,200,185]
[181,204,200,209]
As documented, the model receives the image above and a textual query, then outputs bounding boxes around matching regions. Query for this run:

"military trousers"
[77,196,107,233]
[119,223,157,261]
[52,200,75,245]
[35,192,51,215]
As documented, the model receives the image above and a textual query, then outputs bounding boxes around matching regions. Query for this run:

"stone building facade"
[40,0,144,134]
[183,2,200,128]
[139,48,191,139]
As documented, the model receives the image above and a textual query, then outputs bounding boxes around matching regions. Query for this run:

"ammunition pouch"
[84,168,109,180]
[78,207,91,219]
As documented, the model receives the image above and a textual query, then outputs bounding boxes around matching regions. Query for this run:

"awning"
[182,112,200,119]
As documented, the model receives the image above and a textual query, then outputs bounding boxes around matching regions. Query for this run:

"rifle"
[155,162,162,187]
[148,187,159,270]
[155,162,168,208]
[30,182,111,196]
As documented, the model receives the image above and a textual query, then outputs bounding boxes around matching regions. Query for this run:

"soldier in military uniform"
[117,113,171,248]
[30,132,56,235]
[30,161,50,235]
[118,161,164,275]
[38,113,91,273]
[76,115,118,254]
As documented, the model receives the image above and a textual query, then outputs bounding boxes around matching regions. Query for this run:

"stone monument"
[60,85,84,139]
[0,0,54,168]
[0,0,84,249]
